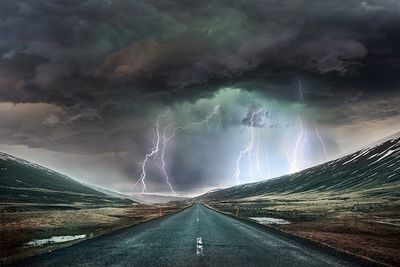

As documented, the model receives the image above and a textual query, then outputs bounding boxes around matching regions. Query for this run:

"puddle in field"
[249,217,291,225]
[27,235,86,246]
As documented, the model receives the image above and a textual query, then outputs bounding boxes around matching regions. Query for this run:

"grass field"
[207,193,400,267]
[0,203,190,264]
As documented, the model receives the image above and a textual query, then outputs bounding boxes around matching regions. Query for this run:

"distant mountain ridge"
[82,184,189,204]
[198,136,400,200]
[0,152,134,207]
[81,183,144,203]
[128,193,189,204]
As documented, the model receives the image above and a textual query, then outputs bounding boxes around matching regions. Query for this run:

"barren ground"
[207,194,400,267]
[0,203,190,264]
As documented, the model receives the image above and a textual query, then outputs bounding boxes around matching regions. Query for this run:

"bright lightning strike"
[228,109,262,185]
[270,136,294,172]
[159,125,177,196]
[164,105,220,143]
[296,75,304,102]
[255,128,262,179]
[265,144,271,179]
[134,110,170,193]
[248,127,254,182]
[292,116,304,173]
[314,122,329,161]
[258,129,271,180]
[159,105,221,195]
[291,75,308,173]
[295,75,330,168]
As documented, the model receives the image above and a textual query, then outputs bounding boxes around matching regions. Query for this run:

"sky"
[0,0,399,196]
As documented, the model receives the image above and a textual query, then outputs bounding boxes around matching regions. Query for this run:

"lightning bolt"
[291,75,308,173]
[215,111,222,132]
[296,75,304,102]
[265,145,271,179]
[159,125,177,196]
[158,105,221,195]
[248,127,254,182]
[255,128,262,179]
[292,117,304,173]
[314,122,329,161]
[227,109,262,185]
[164,105,220,142]
[270,137,294,172]
[261,130,272,180]
[295,75,329,168]
[133,109,170,193]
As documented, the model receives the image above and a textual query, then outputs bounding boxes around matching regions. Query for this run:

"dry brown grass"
[0,203,190,264]
[207,194,400,267]
[277,216,400,267]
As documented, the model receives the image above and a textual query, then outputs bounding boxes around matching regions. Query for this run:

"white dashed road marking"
[196,237,203,255]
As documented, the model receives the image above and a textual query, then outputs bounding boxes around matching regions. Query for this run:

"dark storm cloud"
[1,0,399,103]
[1,0,399,193]
[241,104,266,128]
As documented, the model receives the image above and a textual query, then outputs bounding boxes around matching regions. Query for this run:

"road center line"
[196,237,203,255]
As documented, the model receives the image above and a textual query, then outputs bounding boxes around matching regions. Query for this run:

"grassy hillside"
[0,153,133,207]
[199,136,400,200]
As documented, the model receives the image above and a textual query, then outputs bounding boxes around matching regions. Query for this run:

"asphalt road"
[11,203,367,267]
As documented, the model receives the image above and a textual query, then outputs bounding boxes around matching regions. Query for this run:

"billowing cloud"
[0,0,399,194]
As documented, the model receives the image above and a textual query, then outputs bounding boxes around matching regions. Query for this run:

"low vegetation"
[0,203,190,264]
[203,137,400,266]
[206,193,400,267]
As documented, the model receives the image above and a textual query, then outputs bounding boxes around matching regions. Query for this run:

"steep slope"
[199,136,400,200]
[0,153,133,206]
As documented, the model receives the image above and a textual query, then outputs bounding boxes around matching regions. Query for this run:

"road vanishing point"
[10,203,369,267]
